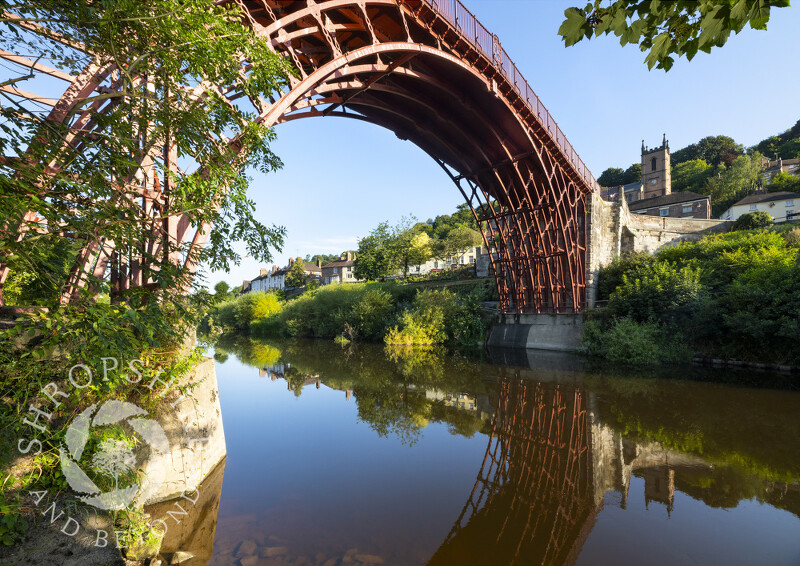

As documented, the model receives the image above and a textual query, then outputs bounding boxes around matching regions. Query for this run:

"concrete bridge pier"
[486,313,584,352]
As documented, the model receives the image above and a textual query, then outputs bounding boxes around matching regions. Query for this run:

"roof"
[303,262,322,273]
[602,181,642,194]
[629,191,708,211]
[322,259,355,268]
[732,191,800,206]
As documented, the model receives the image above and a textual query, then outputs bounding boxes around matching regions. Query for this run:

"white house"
[719,191,799,223]
[405,245,485,276]
[249,265,288,292]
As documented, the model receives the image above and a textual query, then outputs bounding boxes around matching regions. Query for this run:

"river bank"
[583,226,800,367]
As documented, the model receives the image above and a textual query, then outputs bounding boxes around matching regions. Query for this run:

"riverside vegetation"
[585,223,800,366]
[202,280,494,347]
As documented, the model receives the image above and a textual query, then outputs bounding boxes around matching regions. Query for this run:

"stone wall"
[142,357,226,504]
[586,192,732,306]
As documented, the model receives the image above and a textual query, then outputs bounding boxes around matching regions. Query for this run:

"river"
[165,337,800,566]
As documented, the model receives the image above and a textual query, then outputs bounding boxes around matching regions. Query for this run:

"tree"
[622,163,642,184]
[751,120,800,158]
[672,136,743,166]
[706,153,764,216]
[285,258,307,289]
[431,226,482,264]
[559,0,790,71]
[598,167,626,187]
[672,159,713,193]
[732,211,773,230]
[0,1,294,304]
[213,281,231,303]
[355,222,398,281]
[766,172,800,193]
[395,230,432,278]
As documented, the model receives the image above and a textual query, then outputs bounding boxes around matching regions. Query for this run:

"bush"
[212,292,282,332]
[385,289,450,345]
[609,262,703,326]
[582,318,692,365]
[235,292,281,327]
[597,252,657,301]
[732,211,773,231]
[783,228,800,247]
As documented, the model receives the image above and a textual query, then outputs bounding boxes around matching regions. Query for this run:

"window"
[786,200,794,207]
[332,267,338,274]
[651,157,657,171]
[469,256,475,264]
[659,208,669,217]
[749,204,757,211]
[682,205,693,214]
[650,179,657,185]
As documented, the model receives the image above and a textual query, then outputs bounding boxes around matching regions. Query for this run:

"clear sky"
[207,1,800,289]
[14,1,791,290]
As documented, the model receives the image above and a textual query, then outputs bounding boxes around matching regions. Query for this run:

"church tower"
[641,134,671,199]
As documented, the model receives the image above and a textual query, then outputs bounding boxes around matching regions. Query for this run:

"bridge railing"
[427,0,600,194]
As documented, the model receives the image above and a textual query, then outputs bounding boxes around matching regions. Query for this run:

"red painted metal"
[2,0,598,313]
[429,377,593,564]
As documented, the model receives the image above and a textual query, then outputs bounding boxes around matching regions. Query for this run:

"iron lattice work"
[429,377,594,565]
[1,0,599,313]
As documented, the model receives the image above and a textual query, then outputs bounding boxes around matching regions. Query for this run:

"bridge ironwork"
[0,0,598,313]
[429,377,594,565]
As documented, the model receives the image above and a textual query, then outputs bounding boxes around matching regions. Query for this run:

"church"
[601,135,712,219]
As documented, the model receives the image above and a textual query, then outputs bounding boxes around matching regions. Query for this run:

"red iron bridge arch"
[1,0,600,313]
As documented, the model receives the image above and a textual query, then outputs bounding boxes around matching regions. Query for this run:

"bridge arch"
[5,0,599,313]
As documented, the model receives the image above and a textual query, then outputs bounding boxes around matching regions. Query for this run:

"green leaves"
[558,0,791,71]
[559,7,593,47]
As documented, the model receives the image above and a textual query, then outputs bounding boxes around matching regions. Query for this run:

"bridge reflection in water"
[430,379,592,566]
[203,339,800,566]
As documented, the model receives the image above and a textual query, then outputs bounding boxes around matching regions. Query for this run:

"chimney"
[272,264,278,274]
[346,251,353,262]
[260,268,268,277]
[288,257,294,266]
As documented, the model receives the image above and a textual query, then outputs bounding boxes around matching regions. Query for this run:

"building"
[761,157,800,184]
[641,135,671,199]
[406,244,485,276]
[719,191,799,223]
[601,135,710,220]
[249,265,288,292]
[248,258,324,292]
[600,181,643,205]
[321,252,361,284]
[629,191,711,219]
[285,258,323,288]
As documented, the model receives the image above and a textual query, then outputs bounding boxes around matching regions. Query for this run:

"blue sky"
[5,2,794,290]
[207,1,800,289]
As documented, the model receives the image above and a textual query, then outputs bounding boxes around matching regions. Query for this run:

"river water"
[182,338,800,566]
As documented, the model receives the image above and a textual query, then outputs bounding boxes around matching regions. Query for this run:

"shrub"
[583,318,692,365]
[783,228,800,247]
[597,251,657,300]
[385,290,449,345]
[609,262,703,326]
[732,211,773,231]
[212,291,282,332]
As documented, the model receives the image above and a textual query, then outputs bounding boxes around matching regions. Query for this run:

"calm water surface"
[188,339,800,566]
